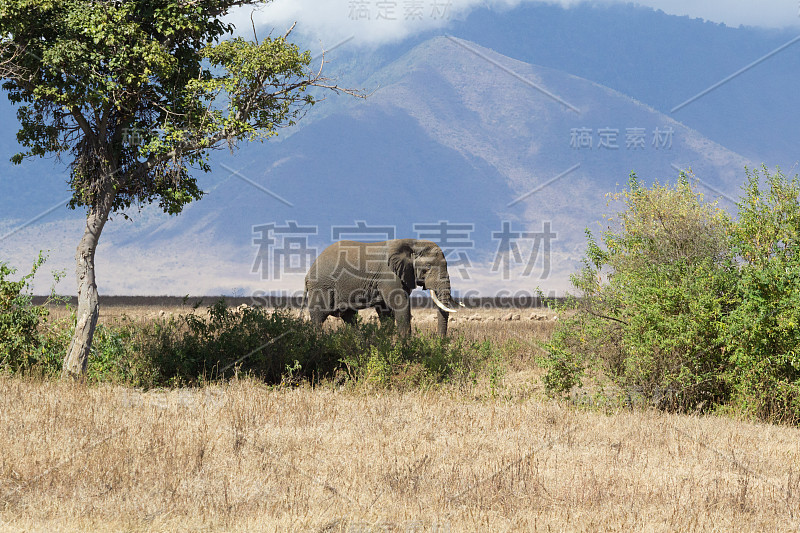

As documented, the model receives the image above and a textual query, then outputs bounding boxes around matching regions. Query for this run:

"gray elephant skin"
[304,239,460,336]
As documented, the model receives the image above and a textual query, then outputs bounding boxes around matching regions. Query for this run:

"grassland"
[1,305,798,531]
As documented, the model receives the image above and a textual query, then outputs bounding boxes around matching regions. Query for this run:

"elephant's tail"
[301,279,309,314]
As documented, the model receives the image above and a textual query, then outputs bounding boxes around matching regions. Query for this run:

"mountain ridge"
[0,5,785,296]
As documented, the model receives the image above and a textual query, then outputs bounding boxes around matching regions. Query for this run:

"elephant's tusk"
[459,301,466,307]
[430,290,458,313]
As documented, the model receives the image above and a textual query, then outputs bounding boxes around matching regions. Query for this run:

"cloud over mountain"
[0,35,753,296]
[228,0,800,48]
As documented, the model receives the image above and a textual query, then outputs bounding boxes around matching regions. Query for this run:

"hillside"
[452,2,800,166]
[303,2,800,167]
[0,34,753,296]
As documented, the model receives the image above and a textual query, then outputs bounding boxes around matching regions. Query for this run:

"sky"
[226,0,800,47]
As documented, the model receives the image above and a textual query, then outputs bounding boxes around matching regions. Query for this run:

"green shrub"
[0,253,66,375]
[540,306,598,396]
[724,166,800,422]
[0,256,46,366]
[543,173,736,411]
[86,320,162,385]
[94,301,492,389]
[0,289,499,390]
[320,315,483,389]
[136,301,332,386]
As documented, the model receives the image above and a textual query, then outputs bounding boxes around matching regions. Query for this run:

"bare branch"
[308,46,368,100]
[0,40,27,74]
[283,22,297,40]
[585,308,629,326]
[251,10,259,45]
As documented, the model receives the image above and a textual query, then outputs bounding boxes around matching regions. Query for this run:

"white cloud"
[225,0,800,48]
[226,1,535,47]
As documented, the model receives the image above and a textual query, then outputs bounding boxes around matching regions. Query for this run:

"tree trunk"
[62,186,115,380]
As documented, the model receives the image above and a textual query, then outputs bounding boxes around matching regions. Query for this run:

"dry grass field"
[2,305,798,531]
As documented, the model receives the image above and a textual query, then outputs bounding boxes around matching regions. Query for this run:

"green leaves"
[733,166,800,266]
[546,167,800,422]
[189,35,314,143]
[0,253,56,372]
[0,0,324,215]
[724,166,800,422]
[545,174,736,412]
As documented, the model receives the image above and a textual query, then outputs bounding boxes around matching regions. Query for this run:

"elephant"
[304,239,461,337]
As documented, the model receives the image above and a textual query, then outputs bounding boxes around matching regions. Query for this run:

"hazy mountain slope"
[453,3,800,166]
[1,34,754,295]
[2,2,794,219]
[299,3,799,167]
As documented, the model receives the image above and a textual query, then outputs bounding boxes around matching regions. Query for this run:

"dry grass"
[12,304,796,531]
[1,376,798,532]
[45,303,194,326]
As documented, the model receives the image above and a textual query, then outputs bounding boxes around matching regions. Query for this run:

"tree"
[543,174,736,410]
[0,0,360,378]
[724,166,800,422]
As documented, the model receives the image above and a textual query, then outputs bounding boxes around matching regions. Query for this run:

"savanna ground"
[1,303,799,532]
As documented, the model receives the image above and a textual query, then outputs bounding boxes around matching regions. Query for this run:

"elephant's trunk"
[430,289,458,314]
[428,281,458,337]
[436,305,449,337]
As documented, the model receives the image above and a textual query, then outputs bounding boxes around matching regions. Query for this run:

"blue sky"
[226,0,800,46]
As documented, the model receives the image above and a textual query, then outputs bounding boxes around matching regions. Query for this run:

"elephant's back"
[308,240,389,279]
[318,240,392,259]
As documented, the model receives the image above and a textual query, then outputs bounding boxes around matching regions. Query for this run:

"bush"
[544,167,800,422]
[337,320,483,389]
[66,301,493,389]
[543,173,736,411]
[724,167,800,422]
[105,302,336,387]
[155,302,277,382]
[0,284,501,390]
[86,320,162,385]
[0,253,66,375]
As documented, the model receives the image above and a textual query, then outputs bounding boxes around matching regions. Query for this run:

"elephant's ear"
[388,241,416,290]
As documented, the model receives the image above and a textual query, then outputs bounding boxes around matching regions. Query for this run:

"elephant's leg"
[340,308,358,326]
[309,308,329,328]
[374,303,395,326]
[381,286,411,336]
[436,308,449,337]
[395,305,411,337]
[307,287,331,328]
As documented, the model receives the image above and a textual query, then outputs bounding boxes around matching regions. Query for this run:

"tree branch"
[585,308,629,326]
[69,107,97,147]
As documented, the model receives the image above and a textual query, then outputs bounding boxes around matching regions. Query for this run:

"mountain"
[449,2,800,167]
[0,35,752,296]
[3,2,797,219]
[312,2,799,168]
